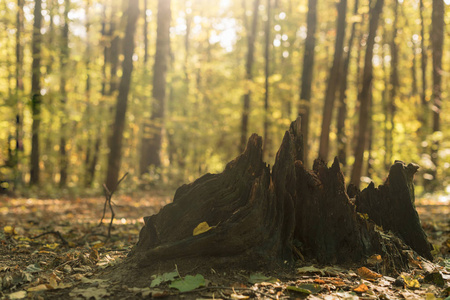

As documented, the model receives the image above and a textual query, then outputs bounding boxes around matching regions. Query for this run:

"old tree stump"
[128,119,432,274]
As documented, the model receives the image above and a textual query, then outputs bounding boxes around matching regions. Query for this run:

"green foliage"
[0,0,448,195]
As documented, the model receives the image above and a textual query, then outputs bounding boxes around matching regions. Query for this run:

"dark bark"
[105,0,139,191]
[318,0,347,161]
[336,0,359,168]
[350,0,384,187]
[263,0,271,157]
[59,0,70,187]
[429,0,444,186]
[130,119,427,274]
[140,0,171,174]
[355,161,433,260]
[30,0,43,186]
[239,0,260,153]
[298,0,317,165]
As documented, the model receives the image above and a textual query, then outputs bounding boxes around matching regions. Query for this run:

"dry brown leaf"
[357,267,382,280]
[353,283,369,293]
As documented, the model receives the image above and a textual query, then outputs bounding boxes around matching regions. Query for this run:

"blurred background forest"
[0,0,448,197]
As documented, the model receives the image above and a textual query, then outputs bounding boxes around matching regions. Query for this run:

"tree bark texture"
[430,0,444,185]
[140,0,171,174]
[263,0,271,157]
[239,0,260,153]
[30,0,43,186]
[105,0,139,191]
[336,0,359,168]
[318,0,347,161]
[130,119,430,274]
[355,161,433,260]
[350,0,384,187]
[298,0,317,166]
[59,0,70,187]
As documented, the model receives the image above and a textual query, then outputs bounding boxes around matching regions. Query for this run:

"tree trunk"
[418,0,428,141]
[386,0,399,170]
[350,0,384,187]
[318,0,347,161]
[263,0,271,157]
[129,119,430,274]
[298,0,317,166]
[140,0,171,175]
[105,0,139,191]
[108,1,121,96]
[239,0,260,153]
[30,0,43,186]
[59,0,70,187]
[14,0,24,186]
[336,0,359,169]
[429,0,444,188]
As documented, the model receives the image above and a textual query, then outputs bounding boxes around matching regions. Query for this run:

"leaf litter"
[0,193,449,299]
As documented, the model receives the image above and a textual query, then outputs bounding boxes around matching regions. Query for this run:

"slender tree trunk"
[318,0,347,161]
[239,0,260,153]
[337,0,359,168]
[109,1,121,96]
[430,0,444,187]
[366,91,373,178]
[263,0,271,157]
[298,0,317,165]
[350,0,384,187]
[14,0,24,186]
[382,37,390,169]
[144,0,149,64]
[105,0,140,191]
[59,0,70,187]
[386,0,399,169]
[83,0,94,186]
[30,0,43,186]
[140,0,171,174]
[418,0,428,139]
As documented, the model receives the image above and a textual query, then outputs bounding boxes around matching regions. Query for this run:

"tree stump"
[129,119,432,274]
[354,161,433,260]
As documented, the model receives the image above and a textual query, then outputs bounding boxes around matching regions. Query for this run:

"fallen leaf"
[150,270,178,287]
[7,291,27,300]
[248,273,277,284]
[400,275,421,289]
[69,287,110,300]
[357,267,382,280]
[424,272,445,287]
[169,274,205,292]
[27,284,50,292]
[193,222,212,236]
[4,226,16,235]
[353,283,369,293]
[230,294,249,299]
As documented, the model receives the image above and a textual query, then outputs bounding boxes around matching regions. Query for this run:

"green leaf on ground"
[150,270,179,287]
[286,284,322,294]
[424,272,445,287]
[169,274,205,292]
[248,273,277,284]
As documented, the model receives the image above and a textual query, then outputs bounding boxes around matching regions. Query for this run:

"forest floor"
[0,191,449,299]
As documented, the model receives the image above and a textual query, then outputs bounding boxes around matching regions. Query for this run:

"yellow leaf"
[27,284,50,292]
[193,222,212,236]
[4,225,16,235]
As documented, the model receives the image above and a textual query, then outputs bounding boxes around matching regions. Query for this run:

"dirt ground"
[0,192,449,299]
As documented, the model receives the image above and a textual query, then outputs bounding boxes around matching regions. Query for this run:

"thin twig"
[99,172,128,241]
[33,231,69,245]
[179,286,279,299]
